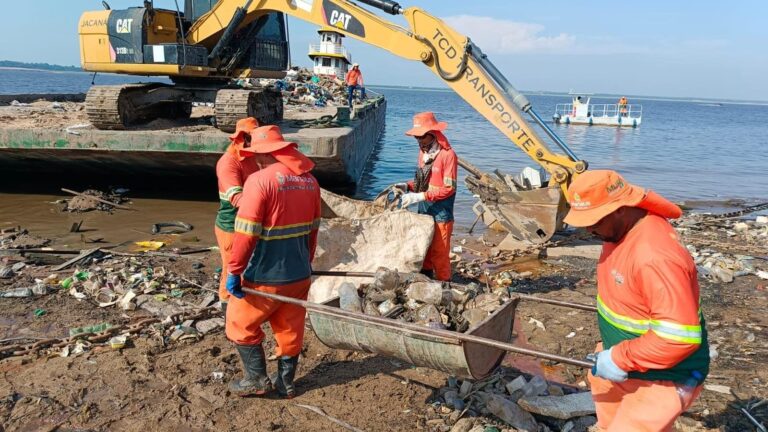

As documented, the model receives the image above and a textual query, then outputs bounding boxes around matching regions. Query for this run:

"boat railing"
[555,103,642,118]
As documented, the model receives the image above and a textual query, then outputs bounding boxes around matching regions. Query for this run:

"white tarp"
[310,190,434,303]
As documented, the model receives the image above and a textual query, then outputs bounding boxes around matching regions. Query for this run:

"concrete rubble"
[424,371,598,432]
[343,266,512,332]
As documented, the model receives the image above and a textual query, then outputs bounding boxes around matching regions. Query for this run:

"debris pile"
[0,226,51,249]
[424,372,597,432]
[676,214,768,283]
[248,67,349,107]
[339,267,513,332]
[60,188,129,212]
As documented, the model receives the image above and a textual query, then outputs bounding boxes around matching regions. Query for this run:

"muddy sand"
[0,209,767,431]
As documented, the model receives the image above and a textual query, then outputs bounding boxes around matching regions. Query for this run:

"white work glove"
[592,347,628,382]
[399,192,426,208]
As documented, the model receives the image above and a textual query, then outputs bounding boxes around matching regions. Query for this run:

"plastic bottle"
[338,282,362,313]
[676,370,704,406]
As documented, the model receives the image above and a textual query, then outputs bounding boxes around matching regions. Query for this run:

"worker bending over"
[225,125,321,399]
[215,117,260,312]
[564,170,709,431]
[397,112,458,281]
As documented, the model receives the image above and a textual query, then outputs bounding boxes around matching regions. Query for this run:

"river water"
[1,69,767,245]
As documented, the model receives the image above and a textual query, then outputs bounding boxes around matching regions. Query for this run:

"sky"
[2,1,766,101]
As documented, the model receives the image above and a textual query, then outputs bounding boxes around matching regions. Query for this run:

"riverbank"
[0,198,765,431]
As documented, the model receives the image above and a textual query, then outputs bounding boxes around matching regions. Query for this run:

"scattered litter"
[34,308,46,317]
[211,371,224,381]
[109,335,128,349]
[134,241,165,251]
[528,317,546,331]
[69,322,112,338]
[704,384,732,395]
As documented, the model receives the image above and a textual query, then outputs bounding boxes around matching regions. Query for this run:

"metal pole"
[516,294,597,312]
[469,43,580,162]
[240,287,595,369]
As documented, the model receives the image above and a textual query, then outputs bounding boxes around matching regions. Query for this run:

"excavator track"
[85,84,192,130]
[214,87,283,132]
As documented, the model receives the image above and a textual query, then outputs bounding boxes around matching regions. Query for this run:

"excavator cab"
[79,1,288,131]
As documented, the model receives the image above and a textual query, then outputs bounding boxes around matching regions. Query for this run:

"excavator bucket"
[460,158,566,244]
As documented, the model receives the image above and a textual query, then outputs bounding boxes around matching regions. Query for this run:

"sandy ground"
[0,215,766,431]
[0,100,336,132]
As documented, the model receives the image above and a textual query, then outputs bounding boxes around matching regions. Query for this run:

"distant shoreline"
[0,66,83,73]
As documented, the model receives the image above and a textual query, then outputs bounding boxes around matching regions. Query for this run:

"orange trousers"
[225,278,310,357]
[214,226,233,303]
[589,345,702,431]
[422,221,453,281]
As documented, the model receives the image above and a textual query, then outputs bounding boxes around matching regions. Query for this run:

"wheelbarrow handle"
[240,286,595,369]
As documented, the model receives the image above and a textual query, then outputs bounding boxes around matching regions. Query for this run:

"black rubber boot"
[229,344,272,397]
[220,301,228,315]
[272,355,299,399]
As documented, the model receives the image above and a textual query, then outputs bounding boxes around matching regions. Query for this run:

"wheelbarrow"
[242,271,596,380]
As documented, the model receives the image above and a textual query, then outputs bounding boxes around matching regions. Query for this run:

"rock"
[450,418,475,432]
[517,392,596,420]
[486,395,537,432]
[462,309,488,328]
[377,299,397,315]
[547,385,565,396]
[522,375,548,397]
[733,222,749,232]
[195,317,225,334]
[0,267,14,279]
[505,376,527,397]
[459,380,473,398]
[473,293,501,312]
[545,244,602,260]
[11,262,26,272]
[373,267,400,291]
[407,281,444,304]
[416,304,442,324]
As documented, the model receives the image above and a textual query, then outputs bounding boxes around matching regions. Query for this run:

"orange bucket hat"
[240,125,297,154]
[564,170,682,227]
[229,117,259,146]
[405,112,447,136]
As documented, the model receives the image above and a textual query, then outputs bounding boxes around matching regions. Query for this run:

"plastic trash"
[0,287,33,298]
[676,371,704,405]
[34,308,46,317]
[134,241,165,251]
[60,277,74,289]
[69,322,112,337]
[109,335,127,349]
[339,282,362,313]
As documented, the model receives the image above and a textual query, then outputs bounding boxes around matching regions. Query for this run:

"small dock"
[0,95,386,187]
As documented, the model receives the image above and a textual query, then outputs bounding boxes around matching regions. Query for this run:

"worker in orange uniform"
[618,96,628,117]
[564,170,709,432]
[215,117,260,313]
[396,112,458,281]
[225,125,321,399]
[345,63,366,107]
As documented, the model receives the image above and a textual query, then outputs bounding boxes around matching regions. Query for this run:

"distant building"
[308,28,351,79]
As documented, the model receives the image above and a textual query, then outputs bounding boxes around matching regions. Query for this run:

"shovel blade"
[473,187,566,244]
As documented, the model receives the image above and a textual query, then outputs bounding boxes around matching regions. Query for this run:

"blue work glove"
[226,274,244,299]
[399,192,426,208]
[592,347,628,382]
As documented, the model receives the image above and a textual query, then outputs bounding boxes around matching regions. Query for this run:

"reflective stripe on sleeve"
[234,217,262,237]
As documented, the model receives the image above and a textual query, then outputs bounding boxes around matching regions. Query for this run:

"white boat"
[553,95,642,127]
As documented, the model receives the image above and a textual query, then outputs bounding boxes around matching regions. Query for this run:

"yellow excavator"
[79,0,588,242]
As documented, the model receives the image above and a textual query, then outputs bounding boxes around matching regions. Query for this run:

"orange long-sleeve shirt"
[215,147,259,231]
[597,214,709,383]
[228,162,321,285]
